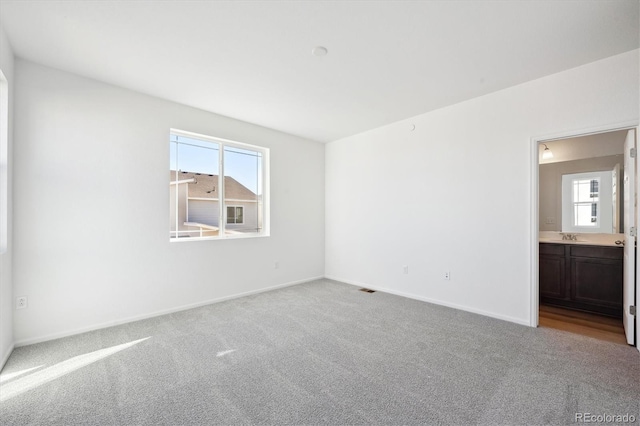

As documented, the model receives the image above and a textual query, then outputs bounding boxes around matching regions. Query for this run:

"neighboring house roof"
[169,170,257,201]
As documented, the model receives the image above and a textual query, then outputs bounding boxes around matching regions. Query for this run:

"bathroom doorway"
[533,126,637,347]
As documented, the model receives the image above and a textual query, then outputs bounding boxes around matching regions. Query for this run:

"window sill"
[169,233,270,243]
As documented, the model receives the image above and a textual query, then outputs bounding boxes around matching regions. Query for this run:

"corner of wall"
[0,22,15,370]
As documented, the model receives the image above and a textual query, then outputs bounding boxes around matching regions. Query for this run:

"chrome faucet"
[561,233,578,241]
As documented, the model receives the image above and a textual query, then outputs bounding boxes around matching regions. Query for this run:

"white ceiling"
[1,1,638,143]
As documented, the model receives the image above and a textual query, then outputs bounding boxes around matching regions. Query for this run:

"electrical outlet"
[274,261,279,270]
[444,271,450,280]
[403,265,409,274]
[16,296,27,310]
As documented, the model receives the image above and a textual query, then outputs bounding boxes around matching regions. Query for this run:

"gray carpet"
[0,279,638,425]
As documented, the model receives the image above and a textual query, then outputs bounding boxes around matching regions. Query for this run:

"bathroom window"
[169,129,268,241]
[571,177,599,226]
[561,171,612,233]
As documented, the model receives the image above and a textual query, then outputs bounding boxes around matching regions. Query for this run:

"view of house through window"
[226,206,244,224]
[169,130,266,240]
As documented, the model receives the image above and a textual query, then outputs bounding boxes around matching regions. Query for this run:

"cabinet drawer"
[539,243,565,256]
[569,245,622,260]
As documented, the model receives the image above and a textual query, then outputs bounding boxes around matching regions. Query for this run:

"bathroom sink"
[539,237,578,244]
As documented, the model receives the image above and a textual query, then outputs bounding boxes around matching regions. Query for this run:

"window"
[571,177,599,226]
[226,206,243,224]
[169,130,268,240]
[561,171,613,233]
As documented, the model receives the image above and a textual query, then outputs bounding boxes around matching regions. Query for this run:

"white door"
[623,129,636,346]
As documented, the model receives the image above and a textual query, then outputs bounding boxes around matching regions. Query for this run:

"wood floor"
[539,304,628,345]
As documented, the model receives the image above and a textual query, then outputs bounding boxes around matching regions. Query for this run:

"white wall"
[0,24,14,368]
[325,50,639,325]
[13,60,325,345]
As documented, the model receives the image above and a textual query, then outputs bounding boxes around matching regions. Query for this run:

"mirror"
[539,130,627,234]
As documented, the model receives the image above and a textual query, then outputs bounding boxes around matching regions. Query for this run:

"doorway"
[538,305,627,344]
[532,125,638,348]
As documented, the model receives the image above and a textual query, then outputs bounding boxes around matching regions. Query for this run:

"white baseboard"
[325,275,531,327]
[1,343,14,371]
[14,275,530,347]
[14,276,323,347]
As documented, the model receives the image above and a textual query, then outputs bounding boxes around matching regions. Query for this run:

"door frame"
[530,120,639,329]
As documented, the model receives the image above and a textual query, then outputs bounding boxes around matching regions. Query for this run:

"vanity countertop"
[539,232,625,247]
[538,238,624,247]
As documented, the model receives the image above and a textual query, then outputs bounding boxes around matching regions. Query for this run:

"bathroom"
[538,128,634,345]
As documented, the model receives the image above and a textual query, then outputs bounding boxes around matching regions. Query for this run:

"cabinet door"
[571,257,623,314]
[539,255,567,300]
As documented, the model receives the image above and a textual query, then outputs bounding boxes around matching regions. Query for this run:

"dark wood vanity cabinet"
[539,243,622,317]
[539,243,567,300]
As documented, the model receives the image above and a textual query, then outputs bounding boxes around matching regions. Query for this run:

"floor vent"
[359,288,376,293]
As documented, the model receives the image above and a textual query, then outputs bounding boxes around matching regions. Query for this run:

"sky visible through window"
[170,134,262,194]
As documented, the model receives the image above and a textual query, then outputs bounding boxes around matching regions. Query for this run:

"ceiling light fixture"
[312,46,328,57]
[541,144,554,160]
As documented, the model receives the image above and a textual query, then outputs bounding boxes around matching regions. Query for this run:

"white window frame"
[170,129,269,241]
[561,171,613,233]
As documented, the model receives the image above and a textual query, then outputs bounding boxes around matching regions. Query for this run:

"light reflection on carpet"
[0,337,150,402]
